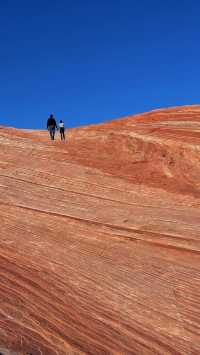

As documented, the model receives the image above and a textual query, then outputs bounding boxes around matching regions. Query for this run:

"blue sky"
[0,0,199,129]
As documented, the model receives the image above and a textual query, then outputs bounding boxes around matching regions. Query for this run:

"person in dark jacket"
[47,114,58,140]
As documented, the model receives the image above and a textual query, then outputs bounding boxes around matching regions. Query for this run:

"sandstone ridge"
[0,105,200,354]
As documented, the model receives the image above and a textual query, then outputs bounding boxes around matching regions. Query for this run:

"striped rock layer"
[0,106,200,354]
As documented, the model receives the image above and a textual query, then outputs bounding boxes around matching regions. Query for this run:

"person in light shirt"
[59,120,65,141]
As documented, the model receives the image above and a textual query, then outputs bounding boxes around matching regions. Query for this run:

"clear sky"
[0,0,199,129]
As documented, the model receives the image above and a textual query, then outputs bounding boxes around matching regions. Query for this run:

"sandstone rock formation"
[0,106,200,354]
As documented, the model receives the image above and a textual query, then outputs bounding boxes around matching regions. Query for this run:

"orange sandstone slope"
[0,105,200,354]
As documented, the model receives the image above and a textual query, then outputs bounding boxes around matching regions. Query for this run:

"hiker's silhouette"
[47,114,57,140]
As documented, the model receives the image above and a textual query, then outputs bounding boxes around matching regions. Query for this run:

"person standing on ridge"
[59,120,65,140]
[47,114,58,140]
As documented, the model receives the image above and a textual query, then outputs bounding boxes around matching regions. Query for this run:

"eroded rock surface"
[0,106,200,354]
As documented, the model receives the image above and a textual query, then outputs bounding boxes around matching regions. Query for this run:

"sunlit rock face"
[0,106,200,354]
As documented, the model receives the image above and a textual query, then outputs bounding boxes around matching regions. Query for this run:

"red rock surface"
[0,105,200,354]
